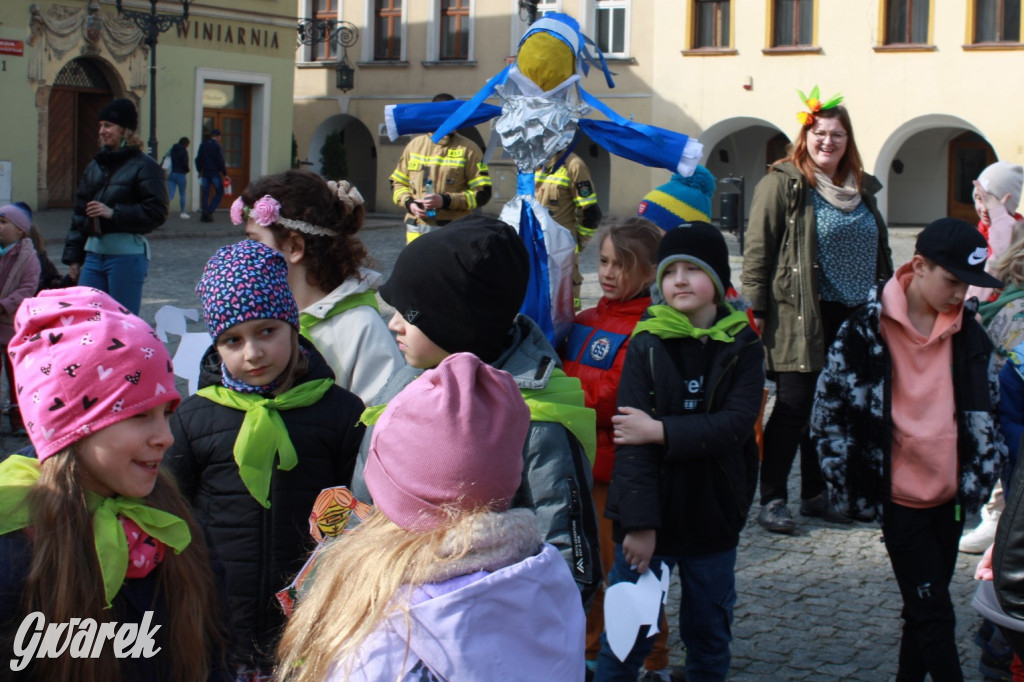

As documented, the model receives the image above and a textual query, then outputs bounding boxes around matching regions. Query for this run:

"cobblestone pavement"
[11,213,990,680]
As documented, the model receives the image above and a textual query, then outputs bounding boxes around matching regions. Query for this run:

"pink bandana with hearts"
[119,516,167,578]
[8,287,180,461]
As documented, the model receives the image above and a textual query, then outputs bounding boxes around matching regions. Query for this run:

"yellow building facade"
[294,0,1023,227]
[0,0,296,212]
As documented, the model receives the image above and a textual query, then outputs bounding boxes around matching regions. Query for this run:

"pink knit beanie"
[8,287,180,461]
[364,352,529,532]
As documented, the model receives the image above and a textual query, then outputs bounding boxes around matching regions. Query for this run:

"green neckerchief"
[197,377,334,508]
[0,455,191,608]
[520,368,597,464]
[359,368,597,464]
[980,283,1024,327]
[299,290,380,341]
[632,304,750,343]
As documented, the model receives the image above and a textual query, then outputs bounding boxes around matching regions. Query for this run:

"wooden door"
[47,89,77,207]
[948,131,996,223]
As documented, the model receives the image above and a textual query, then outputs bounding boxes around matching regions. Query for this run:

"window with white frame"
[440,0,471,60]
[312,0,339,61]
[511,0,561,52]
[374,0,403,60]
[594,0,630,57]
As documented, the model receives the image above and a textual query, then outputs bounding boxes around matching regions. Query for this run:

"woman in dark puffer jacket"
[62,98,168,314]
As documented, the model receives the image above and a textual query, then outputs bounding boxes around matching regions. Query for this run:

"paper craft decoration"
[384,12,702,348]
[275,486,373,616]
[153,305,210,395]
[603,564,671,662]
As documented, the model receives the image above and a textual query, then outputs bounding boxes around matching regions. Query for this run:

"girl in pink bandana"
[0,287,229,682]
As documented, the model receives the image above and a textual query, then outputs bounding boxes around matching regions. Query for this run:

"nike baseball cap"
[915,217,1003,288]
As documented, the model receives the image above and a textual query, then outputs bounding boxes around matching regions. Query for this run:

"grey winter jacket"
[810,286,1005,522]
[741,161,892,373]
[350,315,602,602]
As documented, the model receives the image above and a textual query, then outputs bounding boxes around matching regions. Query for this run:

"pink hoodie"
[879,263,962,508]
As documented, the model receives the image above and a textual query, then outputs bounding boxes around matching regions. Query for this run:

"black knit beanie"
[656,221,731,298]
[380,215,530,363]
[98,98,138,131]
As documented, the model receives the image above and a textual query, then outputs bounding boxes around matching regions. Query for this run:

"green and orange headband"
[796,85,843,126]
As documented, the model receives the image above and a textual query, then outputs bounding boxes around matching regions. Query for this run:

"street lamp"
[114,0,192,159]
[297,19,359,93]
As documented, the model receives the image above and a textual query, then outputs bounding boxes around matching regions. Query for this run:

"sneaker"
[180,212,190,219]
[757,499,796,534]
[640,670,672,682]
[200,213,213,223]
[961,514,1000,554]
[799,492,853,524]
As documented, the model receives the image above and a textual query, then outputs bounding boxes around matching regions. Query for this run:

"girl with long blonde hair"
[0,287,227,682]
[276,353,585,681]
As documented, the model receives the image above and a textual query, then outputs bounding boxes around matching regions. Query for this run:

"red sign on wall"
[0,40,24,56]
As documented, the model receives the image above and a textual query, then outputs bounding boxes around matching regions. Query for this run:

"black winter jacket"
[62,145,169,265]
[164,341,365,667]
[606,316,765,558]
[169,142,190,174]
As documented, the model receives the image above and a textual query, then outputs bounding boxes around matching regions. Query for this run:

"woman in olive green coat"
[741,99,893,534]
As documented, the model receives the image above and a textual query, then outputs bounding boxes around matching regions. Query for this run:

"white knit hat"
[978,161,1024,215]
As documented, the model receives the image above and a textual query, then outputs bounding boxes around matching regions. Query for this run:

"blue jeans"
[200,174,223,215]
[78,253,149,315]
[167,172,187,212]
[595,544,736,682]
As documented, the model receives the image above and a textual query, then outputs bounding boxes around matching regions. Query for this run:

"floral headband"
[796,85,843,126]
[229,181,364,237]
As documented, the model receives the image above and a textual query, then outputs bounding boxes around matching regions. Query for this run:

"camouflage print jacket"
[810,285,1006,522]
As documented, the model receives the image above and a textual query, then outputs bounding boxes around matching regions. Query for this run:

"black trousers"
[759,300,853,504]
[883,500,965,682]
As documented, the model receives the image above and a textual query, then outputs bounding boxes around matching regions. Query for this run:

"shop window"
[884,0,930,44]
[770,0,814,47]
[374,0,402,60]
[440,0,471,60]
[595,0,630,57]
[973,0,1021,43]
[692,0,731,49]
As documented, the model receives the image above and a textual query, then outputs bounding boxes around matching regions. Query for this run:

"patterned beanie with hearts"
[8,287,180,461]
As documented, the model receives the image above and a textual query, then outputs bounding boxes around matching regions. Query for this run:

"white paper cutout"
[603,564,671,662]
[153,305,209,395]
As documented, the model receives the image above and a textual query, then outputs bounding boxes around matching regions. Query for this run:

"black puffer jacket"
[606,318,765,558]
[164,341,365,667]
[62,145,168,265]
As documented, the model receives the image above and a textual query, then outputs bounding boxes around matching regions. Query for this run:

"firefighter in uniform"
[535,151,602,309]
[390,95,492,243]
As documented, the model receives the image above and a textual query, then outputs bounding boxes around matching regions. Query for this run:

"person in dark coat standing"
[62,98,168,315]
[167,136,191,219]
[196,129,227,223]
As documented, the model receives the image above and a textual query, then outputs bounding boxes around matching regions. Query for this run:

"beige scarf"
[814,170,862,212]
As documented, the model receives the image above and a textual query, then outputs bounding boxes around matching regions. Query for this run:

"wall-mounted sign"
[0,40,24,56]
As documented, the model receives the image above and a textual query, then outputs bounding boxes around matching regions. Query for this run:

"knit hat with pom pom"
[636,165,717,232]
